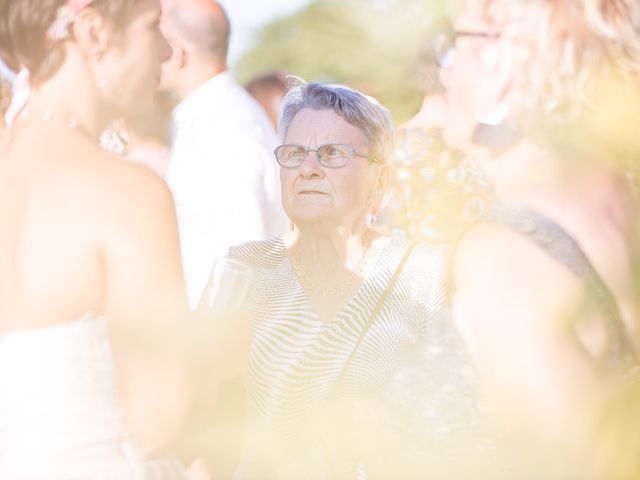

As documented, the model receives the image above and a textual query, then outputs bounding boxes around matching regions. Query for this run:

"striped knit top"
[228,235,446,477]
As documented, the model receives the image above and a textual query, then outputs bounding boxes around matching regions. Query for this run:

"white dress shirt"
[167,71,288,307]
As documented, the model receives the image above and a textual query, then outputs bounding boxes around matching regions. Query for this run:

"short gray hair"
[278,82,395,163]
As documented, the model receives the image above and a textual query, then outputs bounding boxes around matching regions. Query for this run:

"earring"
[472,103,522,153]
[366,207,378,230]
[93,52,106,89]
[475,102,508,126]
[92,50,106,89]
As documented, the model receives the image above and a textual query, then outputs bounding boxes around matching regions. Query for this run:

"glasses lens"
[276,145,306,167]
[317,144,351,168]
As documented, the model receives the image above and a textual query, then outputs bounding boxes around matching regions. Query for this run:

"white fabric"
[0,316,188,479]
[4,68,30,128]
[126,145,171,179]
[167,71,288,307]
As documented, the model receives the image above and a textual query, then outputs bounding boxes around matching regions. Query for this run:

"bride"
[0,0,242,477]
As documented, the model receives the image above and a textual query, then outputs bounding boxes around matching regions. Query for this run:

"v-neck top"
[228,235,445,474]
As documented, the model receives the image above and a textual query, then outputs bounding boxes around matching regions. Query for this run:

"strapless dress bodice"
[0,316,187,479]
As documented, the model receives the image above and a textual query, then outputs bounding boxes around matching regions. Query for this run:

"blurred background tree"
[235,0,450,124]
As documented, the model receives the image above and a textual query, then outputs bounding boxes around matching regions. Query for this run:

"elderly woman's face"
[441,0,506,152]
[280,108,380,228]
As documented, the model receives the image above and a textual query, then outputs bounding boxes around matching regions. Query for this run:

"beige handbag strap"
[329,242,418,398]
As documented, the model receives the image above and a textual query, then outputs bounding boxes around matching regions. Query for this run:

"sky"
[0,0,313,82]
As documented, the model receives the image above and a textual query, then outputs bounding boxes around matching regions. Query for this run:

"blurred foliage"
[235,0,450,125]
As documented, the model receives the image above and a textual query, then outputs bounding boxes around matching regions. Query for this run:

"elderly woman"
[440,0,640,474]
[228,82,447,478]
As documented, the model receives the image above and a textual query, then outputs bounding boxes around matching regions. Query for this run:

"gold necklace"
[289,233,371,298]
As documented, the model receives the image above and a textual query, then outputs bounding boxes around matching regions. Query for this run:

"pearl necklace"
[289,233,371,298]
[20,109,80,129]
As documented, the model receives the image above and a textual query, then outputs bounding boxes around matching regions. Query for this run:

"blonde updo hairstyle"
[0,0,134,86]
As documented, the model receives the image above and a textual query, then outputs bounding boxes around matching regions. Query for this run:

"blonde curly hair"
[480,0,640,132]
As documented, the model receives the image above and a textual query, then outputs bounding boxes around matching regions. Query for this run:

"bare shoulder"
[452,221,585,351]
[75,145,174,218]
[454,222,578,298]
[27,136,178,249]
[455,222,521,271]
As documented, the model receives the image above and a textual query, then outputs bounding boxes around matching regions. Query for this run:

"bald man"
[160,0,288,306]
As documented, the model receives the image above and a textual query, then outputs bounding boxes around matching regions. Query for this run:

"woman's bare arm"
[453,223,599,439]
[100,162,193,451]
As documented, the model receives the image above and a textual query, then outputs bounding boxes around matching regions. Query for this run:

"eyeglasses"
[274,143,381,169]
[432,30,500,67]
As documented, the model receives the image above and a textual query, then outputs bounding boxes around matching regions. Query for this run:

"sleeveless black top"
[483,208,636,372]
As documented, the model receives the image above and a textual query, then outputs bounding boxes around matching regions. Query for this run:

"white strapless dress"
[0,316,188,479]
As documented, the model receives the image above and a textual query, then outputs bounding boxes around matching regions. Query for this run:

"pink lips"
[297,190,328,195]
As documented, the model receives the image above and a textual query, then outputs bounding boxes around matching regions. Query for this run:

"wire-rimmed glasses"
[274,143,381,169]
[432,29,501,68]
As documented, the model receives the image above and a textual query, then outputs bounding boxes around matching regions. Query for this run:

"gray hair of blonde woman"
[278,82,395,163]
[480,0,640,128]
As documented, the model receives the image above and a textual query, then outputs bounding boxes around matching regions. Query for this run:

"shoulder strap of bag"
[329,241,418,398]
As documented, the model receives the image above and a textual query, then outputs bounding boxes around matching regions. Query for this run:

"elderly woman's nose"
[298,151,324,177]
